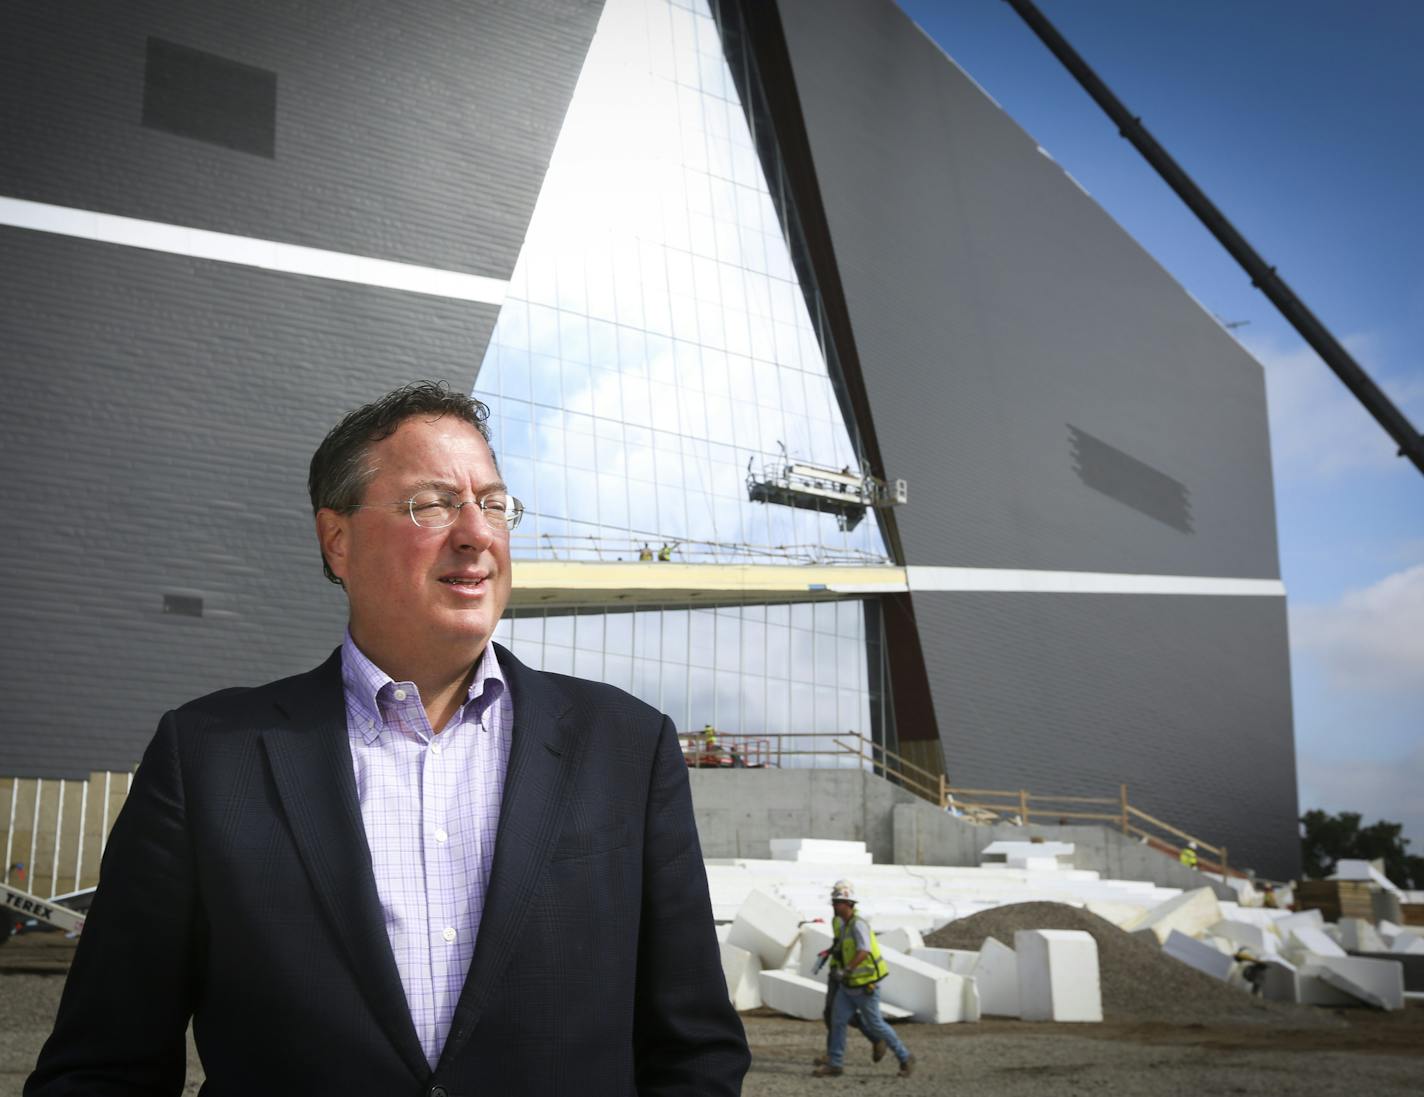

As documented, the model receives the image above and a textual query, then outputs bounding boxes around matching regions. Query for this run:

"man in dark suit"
[27,382,749,1096]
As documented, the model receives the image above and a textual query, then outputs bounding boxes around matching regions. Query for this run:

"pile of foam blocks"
[712,840,1424,1023]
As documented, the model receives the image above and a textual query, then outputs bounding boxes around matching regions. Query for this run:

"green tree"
[1300,809,1424,888]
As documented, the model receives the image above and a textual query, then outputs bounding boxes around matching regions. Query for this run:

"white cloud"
[1298,740,1424,855]
[1290,563,1424,694]
[1245,332,1424,481]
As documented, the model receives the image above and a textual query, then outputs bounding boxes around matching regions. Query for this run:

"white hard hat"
[830,879,857,903]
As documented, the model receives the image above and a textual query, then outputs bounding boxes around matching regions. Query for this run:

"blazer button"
[428,1087,448,1097]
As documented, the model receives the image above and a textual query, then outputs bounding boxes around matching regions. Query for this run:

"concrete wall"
[689,768,1234,898]
[688,768,923,863]
[890,800,1235,899]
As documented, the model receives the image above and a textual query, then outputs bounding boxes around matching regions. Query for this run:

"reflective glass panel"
[474,0,890,566]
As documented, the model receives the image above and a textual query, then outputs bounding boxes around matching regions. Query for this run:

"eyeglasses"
[350,489,524,530]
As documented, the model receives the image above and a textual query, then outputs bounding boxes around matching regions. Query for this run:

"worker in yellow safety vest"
[1179,842,1199,869]
[813,881,914,1078]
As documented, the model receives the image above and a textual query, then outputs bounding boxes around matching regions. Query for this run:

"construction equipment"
[3,880,91,939]
[747,444,906,531]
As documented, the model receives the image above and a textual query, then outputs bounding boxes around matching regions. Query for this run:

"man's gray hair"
[308,381,493,585]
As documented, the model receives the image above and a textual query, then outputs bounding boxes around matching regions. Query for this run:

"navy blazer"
[27,644,749,1096]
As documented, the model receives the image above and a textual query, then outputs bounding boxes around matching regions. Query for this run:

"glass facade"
[479,0,891,753]
[475,0,888,567]
[492,602,882,763]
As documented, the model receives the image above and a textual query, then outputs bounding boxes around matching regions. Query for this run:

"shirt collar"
[340,631,506,744]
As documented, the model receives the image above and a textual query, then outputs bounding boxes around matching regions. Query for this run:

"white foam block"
[1085,900,1150,929]
[1015,930,1103,1023]
[1163,930,1235,981]
[1338,917,1386,953]
[1274,909,1325,936]
[720,942,763,1011]
[1289,926,1348,959]
[970,936,1020,1018]
[878,947,975,1023]
[727,889,803,968]
[981,840,1075,861]
[1259,957,1301,1003]
[1309,956,1405,1010]
[797,923,835,981]
[1210,919,1267,953]
[768,838,873,864]
[1390,934,1424,955]
[758,970,830,1020]
[879,926,925,953]
[1330,859,1402,895]
[1297,968,1358,1008]
[910,946,977,975]
[1129,887,1222,945]
[961,976,982,1022]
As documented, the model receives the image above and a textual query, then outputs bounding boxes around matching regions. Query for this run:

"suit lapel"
[438,645,576,1066]
[260,650,429,1080]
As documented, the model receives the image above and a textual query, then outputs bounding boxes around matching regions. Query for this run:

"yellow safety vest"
[832,913,890,988]
[1179,847,1198,868]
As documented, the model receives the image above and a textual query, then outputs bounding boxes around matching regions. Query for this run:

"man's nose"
[450,501,495,547]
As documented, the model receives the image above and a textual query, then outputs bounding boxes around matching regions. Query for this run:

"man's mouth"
[440,574,486,587]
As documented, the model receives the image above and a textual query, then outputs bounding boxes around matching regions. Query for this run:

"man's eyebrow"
[409,478,509,495]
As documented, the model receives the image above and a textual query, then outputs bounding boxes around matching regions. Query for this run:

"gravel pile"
[924,901,1335,1027]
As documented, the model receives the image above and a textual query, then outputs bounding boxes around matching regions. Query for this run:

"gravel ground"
[6,932,1422,1097]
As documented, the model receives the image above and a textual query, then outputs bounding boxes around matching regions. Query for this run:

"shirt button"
[394,688,408,701]
[442,927,457,943]
[431,742,443,755]
[434,828,449,843]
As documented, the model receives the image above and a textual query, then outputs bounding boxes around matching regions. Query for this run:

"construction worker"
[698,723,724,767]
[1261,883,1280,909]
[638,543,653,561]
[1179,841,1199,869]
[813,880,913,1078]
[1232,948,1270,996]
[657,541,673,562]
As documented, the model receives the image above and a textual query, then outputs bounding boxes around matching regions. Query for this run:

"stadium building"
[0,0,1299,880]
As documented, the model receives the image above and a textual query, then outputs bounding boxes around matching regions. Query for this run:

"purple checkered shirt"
[341,631,513,1068]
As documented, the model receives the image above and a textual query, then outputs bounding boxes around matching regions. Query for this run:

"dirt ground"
[739,1008,1424,1097]
[4,935,1422,1097]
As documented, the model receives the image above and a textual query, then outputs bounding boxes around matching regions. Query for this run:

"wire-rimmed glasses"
[351,489,524,531]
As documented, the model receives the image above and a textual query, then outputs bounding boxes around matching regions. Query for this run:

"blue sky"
[899,0,1424,857]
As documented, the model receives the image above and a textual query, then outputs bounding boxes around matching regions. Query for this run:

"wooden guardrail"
[1,772,133,899]
[682,731,1235,878]
[936,782,1232,877]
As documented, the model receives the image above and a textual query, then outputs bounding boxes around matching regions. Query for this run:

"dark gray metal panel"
[1,0,602,276]
[0,229,498,777]
[769,0,1297,874]
[0,0,600,778]
[912,591,1299,880]
[774,0,1281,580]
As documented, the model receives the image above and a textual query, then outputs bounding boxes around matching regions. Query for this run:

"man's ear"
[316,508,352,584]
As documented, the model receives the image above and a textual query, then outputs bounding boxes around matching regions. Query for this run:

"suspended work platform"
[746,451,907,531]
